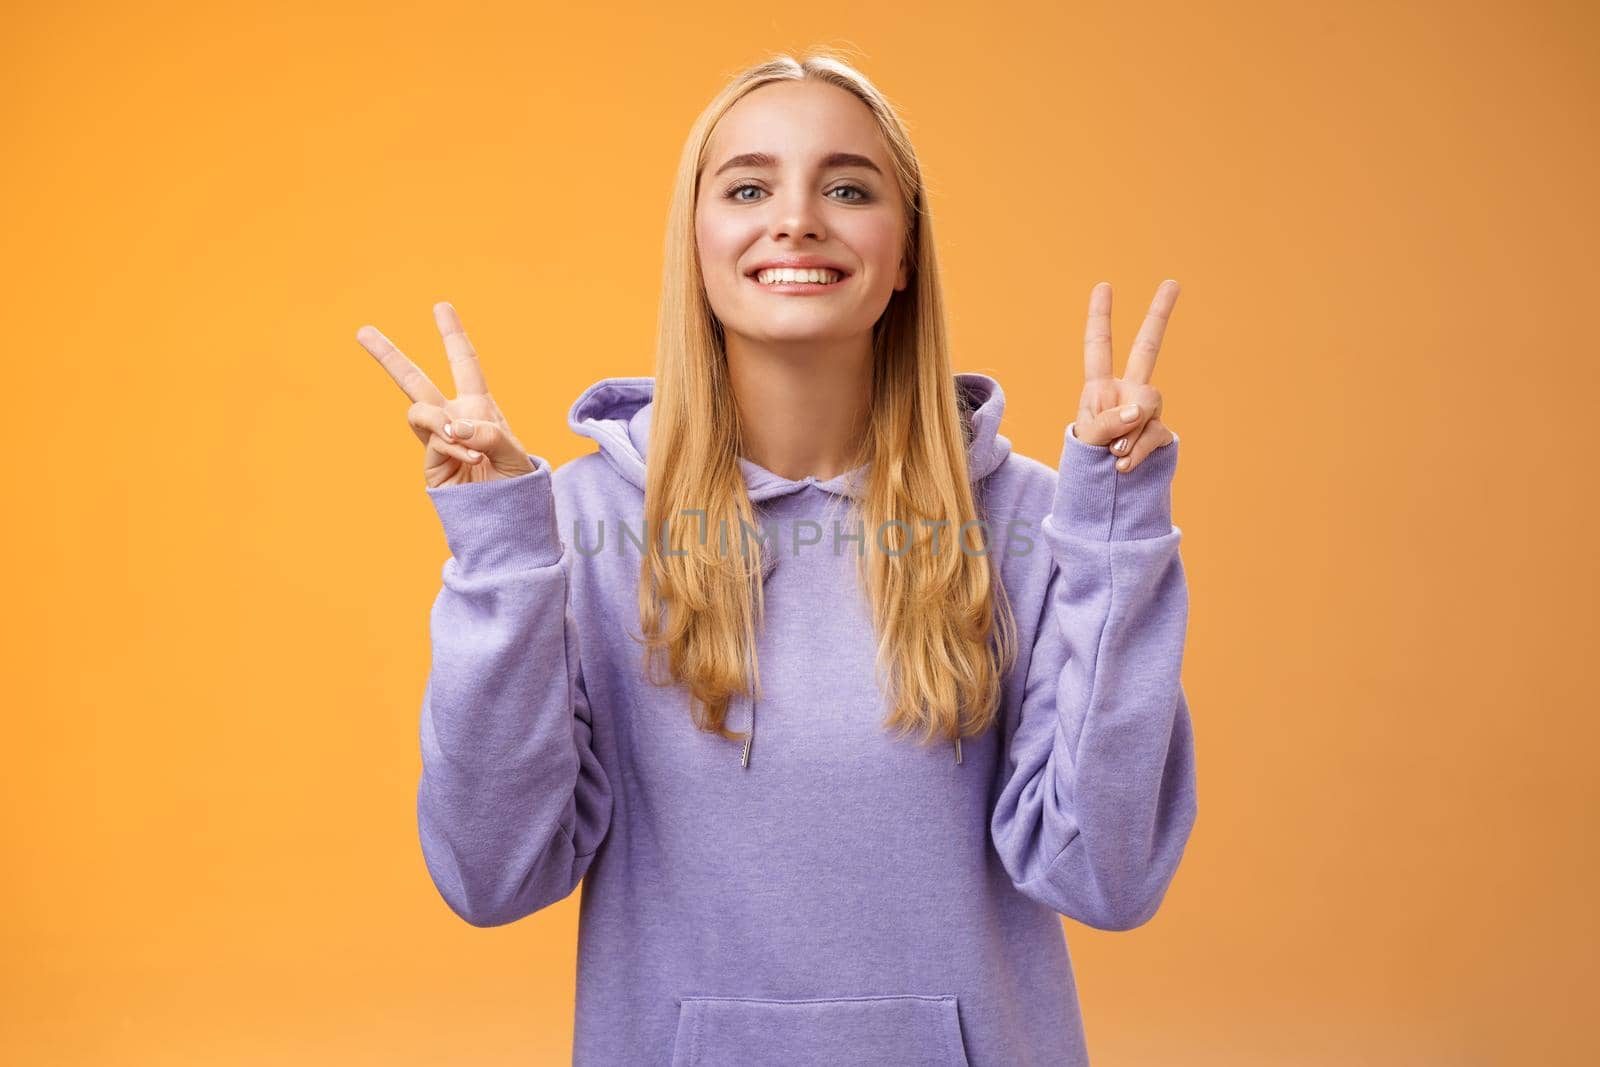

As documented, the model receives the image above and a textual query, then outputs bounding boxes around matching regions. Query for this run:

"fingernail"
[1116,457,1130,471]
[443,422,454,439]
[466,449,482,461]
[1113,438,1128,453]
[454,419,473,437]
[1120,404,1140,422]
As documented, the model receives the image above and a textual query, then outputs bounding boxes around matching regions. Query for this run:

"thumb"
[444,417,536,477]
[1074,401,1145,447]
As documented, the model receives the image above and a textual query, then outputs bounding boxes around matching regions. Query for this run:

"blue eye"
[721,182,874,203]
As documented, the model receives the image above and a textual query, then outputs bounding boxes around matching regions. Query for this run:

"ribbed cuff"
[424,454,564,572]
[1050,423,1179,541]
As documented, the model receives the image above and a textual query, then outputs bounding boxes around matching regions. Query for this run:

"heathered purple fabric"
[416,372,1198,1066]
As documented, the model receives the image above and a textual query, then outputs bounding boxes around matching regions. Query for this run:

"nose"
[768,185,827,242]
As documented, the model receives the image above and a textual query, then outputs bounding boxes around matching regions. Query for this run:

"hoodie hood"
[565,372,1013,768]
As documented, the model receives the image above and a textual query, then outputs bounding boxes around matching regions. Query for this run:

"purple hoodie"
[417,372,1198,1066]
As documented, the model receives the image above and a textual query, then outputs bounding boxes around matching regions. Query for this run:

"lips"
[746,270,850,292]
[744,259,853,279]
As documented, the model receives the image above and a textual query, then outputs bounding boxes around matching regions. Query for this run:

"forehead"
[705,80,888,168]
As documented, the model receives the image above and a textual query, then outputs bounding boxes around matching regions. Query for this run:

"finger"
[436,417,524,466]
[410,405,498,470]
[425,430,486,468]
[1113,419,1173,472]
[433,301,489,397]
[1123,279,1180,385]
[407,401,451,446]
[356,326,447,407]
[1084,282,1114,382]
[1107,413,1156,460]
[1072,402,1138,446]
[1082,395,1155,446]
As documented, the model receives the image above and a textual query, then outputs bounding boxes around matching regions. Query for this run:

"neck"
[724,331,873,482]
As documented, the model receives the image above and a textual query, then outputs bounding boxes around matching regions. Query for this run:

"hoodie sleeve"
[416,455,613,928]
[989,424,1198,931]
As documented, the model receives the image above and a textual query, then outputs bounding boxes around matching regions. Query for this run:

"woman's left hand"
[1071,279,1180,472]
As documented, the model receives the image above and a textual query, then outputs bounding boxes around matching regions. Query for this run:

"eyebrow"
[711,151,884,178]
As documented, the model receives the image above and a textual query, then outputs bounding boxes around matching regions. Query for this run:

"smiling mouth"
[747,266,851,289]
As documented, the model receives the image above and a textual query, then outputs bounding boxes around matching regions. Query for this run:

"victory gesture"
[1073,280,1180,473]
[355,302,536,488]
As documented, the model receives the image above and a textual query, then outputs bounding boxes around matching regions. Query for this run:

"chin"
[739,309,876,342]
[749,323,858,346]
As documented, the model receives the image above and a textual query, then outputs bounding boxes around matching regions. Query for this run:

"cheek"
[695,204,742,265]
[695,216,747,295]
[845,214,905,275]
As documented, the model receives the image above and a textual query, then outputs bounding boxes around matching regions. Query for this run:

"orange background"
[5,1,1596,1063]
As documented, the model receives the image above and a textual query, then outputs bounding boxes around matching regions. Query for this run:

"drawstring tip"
[954,737,962,764]
[740,735,752,768]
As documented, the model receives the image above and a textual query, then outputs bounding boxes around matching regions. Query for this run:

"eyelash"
[723,181,873,204]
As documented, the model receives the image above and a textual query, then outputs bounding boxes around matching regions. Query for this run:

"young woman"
[357,50,1196,1067]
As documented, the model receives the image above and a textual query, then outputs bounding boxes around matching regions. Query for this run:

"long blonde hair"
[638,48,1018,750]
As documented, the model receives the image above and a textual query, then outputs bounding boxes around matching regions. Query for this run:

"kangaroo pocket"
[669,993,970,1066]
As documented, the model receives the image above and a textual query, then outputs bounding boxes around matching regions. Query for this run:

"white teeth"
[755,267,843,285]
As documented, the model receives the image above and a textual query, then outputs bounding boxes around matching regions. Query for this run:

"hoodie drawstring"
[740,635,756,769]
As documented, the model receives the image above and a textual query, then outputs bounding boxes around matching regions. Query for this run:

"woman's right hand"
[356,301,537,488]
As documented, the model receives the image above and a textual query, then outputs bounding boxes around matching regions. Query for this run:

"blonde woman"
[358,49,1196,1067]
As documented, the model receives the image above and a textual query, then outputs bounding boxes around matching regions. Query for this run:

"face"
[695,79,910,348]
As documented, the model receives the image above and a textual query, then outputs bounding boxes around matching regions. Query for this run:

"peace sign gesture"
[355,302,536,488]
[1073,280,1180,473]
